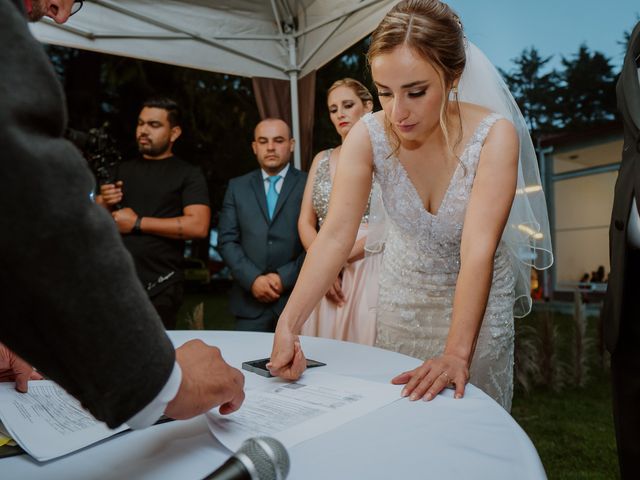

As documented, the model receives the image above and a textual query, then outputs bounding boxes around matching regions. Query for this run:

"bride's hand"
[267,326,306,380]
[391,354,469,401]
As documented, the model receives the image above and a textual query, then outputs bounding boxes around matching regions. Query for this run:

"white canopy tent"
[31,0,400,168]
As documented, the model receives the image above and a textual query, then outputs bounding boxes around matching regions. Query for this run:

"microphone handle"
[202,456,252,480]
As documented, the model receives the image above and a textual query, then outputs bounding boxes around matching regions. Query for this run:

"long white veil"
[365,41,554,318]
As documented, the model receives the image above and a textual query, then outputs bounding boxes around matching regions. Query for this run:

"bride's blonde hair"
[367,0,466,157]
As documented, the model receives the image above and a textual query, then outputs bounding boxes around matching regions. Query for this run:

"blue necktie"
[266,175,281,220]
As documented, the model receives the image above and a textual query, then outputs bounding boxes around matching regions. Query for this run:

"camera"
[65,123,122,185]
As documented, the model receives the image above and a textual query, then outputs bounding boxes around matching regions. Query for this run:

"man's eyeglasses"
[70,1,83,17]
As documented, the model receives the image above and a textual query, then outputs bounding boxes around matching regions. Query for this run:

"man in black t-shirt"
[98,98,210,329]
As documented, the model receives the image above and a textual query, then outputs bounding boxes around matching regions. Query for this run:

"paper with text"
[0,381,127,461]
[207,371,401,451]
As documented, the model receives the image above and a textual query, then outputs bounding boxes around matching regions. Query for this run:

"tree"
[556,44,618,132]
[46,48,260,221]
[618,15,640,58]
[46,47,264,262]
[500,47,560,139]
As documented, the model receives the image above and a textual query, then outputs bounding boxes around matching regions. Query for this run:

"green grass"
[511,309,619,479]
[176,286,235,330]
[512,370,618,479]
[177,292,620,478]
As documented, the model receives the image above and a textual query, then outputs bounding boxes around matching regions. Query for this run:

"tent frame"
[39,0,392,168]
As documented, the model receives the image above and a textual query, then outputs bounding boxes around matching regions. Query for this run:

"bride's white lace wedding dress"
[363,111,515,411]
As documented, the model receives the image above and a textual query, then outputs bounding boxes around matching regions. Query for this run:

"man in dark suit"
[602,20,640,479]
[0,0,244,429]
[219,118,307,332]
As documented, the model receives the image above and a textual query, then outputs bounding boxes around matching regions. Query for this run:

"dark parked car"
[183,257,210,285]
[183,229,232,292]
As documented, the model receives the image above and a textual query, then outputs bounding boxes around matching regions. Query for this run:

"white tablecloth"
[1,330,546,479]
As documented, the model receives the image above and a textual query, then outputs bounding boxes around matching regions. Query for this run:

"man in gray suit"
[219,119,306,332]
[1,0,244,429]
[602,20,640,479]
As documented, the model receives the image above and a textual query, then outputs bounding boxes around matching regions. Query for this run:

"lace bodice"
[364,112,508,262]
[362,112,516,411]
[312,149,370,227]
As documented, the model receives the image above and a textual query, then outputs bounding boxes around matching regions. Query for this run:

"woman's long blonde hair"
[367,0,466,157]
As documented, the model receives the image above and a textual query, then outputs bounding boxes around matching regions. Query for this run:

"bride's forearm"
[278,227,355,333]
[280,123,373,334]
[444,255,494,364]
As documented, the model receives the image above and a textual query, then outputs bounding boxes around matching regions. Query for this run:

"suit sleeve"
[218,180,263,291]
[0,2,175,429]
[276,253,306,291]
[276,175,306,291]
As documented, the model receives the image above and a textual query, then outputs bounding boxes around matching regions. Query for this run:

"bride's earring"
[450,85,459,101]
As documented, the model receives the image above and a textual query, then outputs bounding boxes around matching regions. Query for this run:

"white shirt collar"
[261,162,290,181]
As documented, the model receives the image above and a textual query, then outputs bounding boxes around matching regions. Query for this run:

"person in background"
[218,119,307,332]
[98,97,210,330]
[602,19,640,479]
[0,0,244,429]
[595,265,606,283]
[578,272,591,302]
[299,78,380,345]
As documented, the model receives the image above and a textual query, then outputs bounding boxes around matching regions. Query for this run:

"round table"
[1,331,546,479]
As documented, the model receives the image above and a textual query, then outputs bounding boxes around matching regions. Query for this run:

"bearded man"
[98,98,211,329]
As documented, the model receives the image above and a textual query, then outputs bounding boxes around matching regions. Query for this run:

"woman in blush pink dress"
[299,78,381,345]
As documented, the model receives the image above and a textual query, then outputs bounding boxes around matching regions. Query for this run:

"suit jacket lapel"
[620,22,640,134]
[250,170,270,222]
[272,166,299,222]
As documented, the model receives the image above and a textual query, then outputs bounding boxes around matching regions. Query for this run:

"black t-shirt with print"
[118,156,209,296]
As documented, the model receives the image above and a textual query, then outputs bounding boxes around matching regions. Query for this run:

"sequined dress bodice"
[312,149,370,226]
[362,112,516,410]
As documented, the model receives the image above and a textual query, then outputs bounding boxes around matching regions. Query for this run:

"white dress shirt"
[125,360,182,429]
[261,163,290,195]
[627,67,640,249]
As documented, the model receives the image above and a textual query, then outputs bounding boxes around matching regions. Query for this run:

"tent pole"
[286,36,302,170]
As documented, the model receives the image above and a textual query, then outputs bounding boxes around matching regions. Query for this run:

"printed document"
[0,381,127,461]
[207,371,401,451]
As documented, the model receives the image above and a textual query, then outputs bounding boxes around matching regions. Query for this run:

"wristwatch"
[133,216,143,234]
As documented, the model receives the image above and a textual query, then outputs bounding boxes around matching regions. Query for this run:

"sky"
[447,0,639,73]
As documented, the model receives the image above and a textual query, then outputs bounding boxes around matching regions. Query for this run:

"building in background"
[540,122,622,296]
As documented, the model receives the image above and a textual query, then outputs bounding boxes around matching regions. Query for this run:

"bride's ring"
[440,371,453,385]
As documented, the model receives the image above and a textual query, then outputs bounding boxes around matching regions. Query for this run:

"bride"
[268,0,552,411]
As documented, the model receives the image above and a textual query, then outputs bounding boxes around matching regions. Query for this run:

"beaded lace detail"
[312,149,370,227]
[362,112,515,411]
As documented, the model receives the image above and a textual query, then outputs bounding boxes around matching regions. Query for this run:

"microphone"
[203,437,290,480]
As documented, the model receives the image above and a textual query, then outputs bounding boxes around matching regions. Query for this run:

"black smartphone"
[242,358,326,377]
